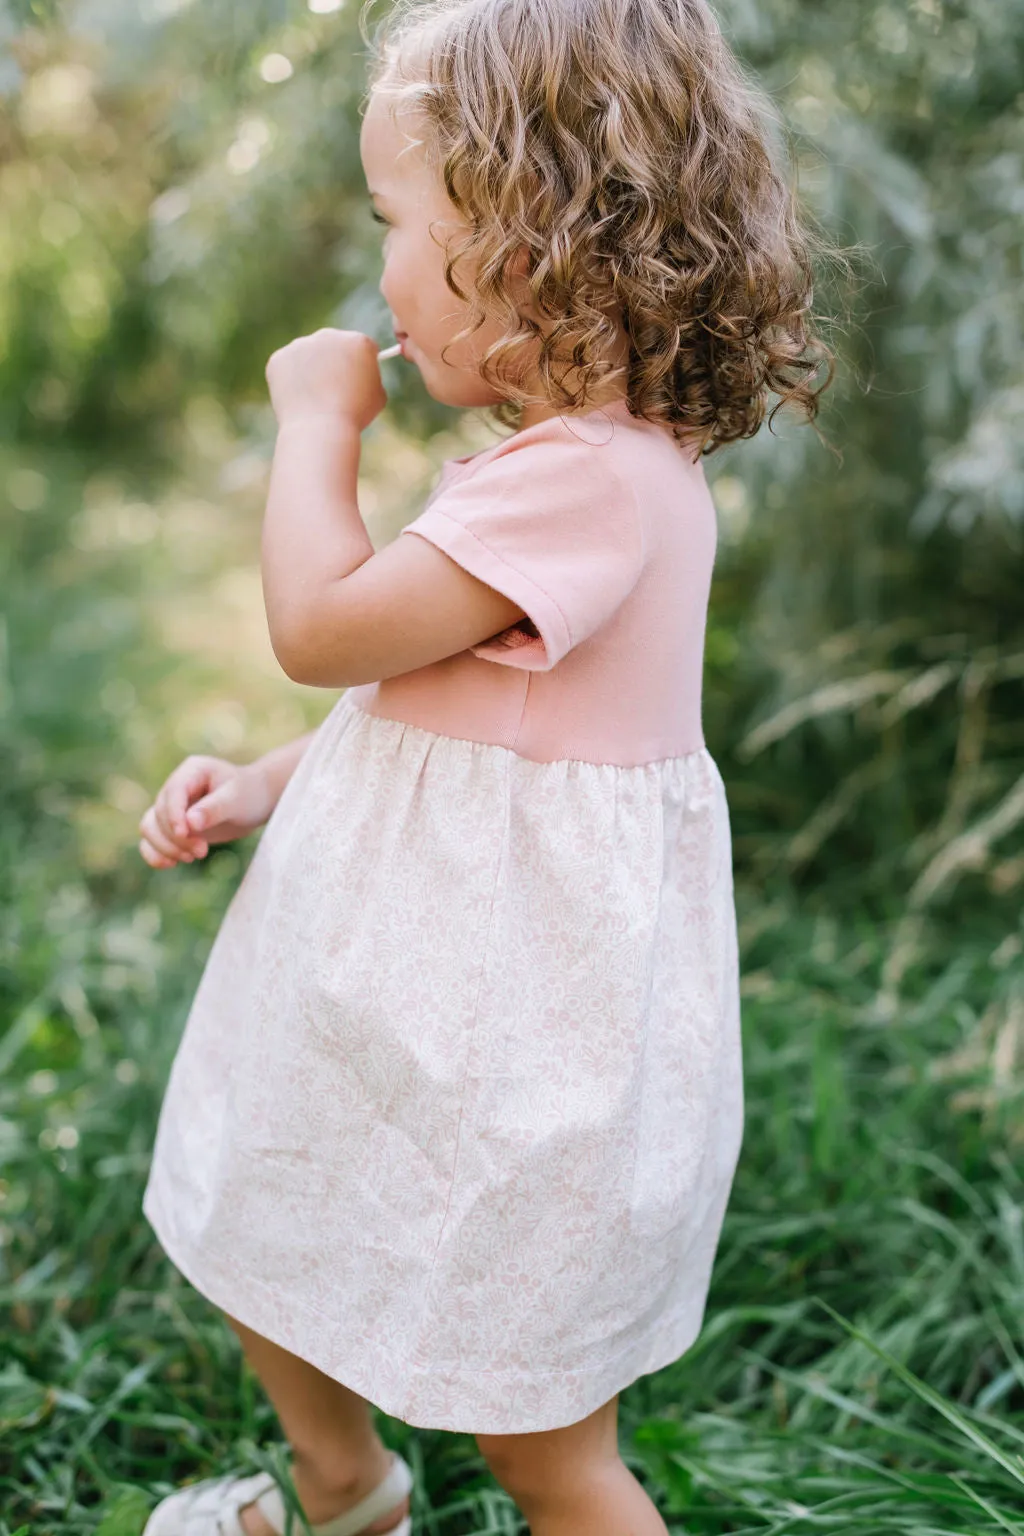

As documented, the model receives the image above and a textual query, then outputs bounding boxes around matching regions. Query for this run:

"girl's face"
[360,88,518,411]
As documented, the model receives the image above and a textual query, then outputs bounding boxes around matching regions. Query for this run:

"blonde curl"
[360,0,860,459]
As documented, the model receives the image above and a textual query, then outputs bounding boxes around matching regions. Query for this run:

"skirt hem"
[143,1186,710,1436]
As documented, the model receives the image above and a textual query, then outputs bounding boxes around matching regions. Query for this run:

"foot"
[238,1447,410,1536]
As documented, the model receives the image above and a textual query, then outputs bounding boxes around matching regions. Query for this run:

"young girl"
[138,0,835,1531]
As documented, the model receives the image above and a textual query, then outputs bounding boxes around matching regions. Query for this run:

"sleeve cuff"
[401,509,572,671]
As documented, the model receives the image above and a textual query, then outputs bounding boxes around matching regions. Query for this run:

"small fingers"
[160,762,208,841]
[139,835,176,869]
[139,805,197,863]
[172,765,212,839]
[186,790,225,834]
[155,780,208,854]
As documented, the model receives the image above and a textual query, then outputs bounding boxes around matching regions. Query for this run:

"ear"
[508,243,541,324]
[509,243,531,279]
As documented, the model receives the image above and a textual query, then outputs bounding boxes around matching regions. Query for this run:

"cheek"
[385,244,431,323]
[379,249,403,309]
[382,239,411,298]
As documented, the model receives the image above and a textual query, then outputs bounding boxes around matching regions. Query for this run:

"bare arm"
[261,419,376,678]
[259,417,529,688]
[252,727,319,805]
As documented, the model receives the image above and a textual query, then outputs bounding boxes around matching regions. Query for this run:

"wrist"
[249,731,316,807]
[274,414,362,440]
[242,758,282,819]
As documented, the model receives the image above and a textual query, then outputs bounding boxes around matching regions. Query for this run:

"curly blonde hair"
[359,0,855,459]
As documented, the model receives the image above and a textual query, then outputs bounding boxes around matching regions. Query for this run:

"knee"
[476,1397,622,1506]
[477,1433,611,1508]
[475,1434,546,1503]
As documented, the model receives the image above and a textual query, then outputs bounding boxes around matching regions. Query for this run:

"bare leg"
[223,1312,410,1536]
[476,1394,668,1536]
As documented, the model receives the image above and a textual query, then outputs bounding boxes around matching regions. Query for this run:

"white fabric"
[143,690,744,1434]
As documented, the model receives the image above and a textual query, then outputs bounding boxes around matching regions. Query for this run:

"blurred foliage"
[1,0,1023,1530]
[0,0,1020,924]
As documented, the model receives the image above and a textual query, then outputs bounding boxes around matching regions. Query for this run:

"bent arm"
[261,418,375,678]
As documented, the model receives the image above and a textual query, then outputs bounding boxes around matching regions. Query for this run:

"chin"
[421,378,494,411]
[446,377,514,410]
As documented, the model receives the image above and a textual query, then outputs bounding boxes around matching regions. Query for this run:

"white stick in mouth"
[377,343,404,361]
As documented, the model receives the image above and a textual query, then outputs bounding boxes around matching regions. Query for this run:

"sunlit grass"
[1,883,1022,1533]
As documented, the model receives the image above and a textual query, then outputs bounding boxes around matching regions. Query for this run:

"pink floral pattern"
[143,690,744,1434]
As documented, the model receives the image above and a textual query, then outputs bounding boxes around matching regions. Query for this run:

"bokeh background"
[1,1,1023,1532]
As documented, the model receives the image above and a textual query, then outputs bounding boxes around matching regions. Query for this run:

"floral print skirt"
[143,688,744,1434]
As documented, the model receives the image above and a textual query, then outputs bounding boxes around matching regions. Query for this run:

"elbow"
[268,623,351,689]
[277,651,353,690]
[275,650,320,688]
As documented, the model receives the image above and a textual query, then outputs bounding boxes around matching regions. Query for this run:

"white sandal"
[142,1449,414,1536]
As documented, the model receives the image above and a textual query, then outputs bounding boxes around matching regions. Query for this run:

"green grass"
[2,870,1022,1534]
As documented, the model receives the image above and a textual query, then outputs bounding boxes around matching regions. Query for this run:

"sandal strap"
[167,1470,277,1535]
[254,1452,414,1536]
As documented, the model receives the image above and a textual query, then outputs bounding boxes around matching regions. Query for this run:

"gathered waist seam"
[339,691,709,769]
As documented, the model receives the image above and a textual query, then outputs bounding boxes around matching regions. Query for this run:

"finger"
[139,836,176,869]
[140,807,195,863]
[146,794,209,856]
[141,802,191,858]
[186,786,232,833]
[155,801,203,849]
[164,763,211,840]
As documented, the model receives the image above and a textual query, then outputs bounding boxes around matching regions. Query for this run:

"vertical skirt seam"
[409,740,513,1364]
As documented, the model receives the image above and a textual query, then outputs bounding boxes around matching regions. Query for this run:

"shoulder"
[454,410,636,498]
[483,408,628,458]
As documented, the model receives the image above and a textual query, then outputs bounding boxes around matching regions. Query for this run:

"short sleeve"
[399,424,644,671]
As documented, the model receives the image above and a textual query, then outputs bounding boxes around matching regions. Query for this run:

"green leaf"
[814,1299,1024,1490]
[93,1484,154,1536]
[0,1363,51,1430]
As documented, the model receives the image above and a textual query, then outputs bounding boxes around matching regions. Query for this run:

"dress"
[142,398,744,1435]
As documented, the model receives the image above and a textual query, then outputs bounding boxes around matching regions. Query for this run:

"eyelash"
[370,210,389,226]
